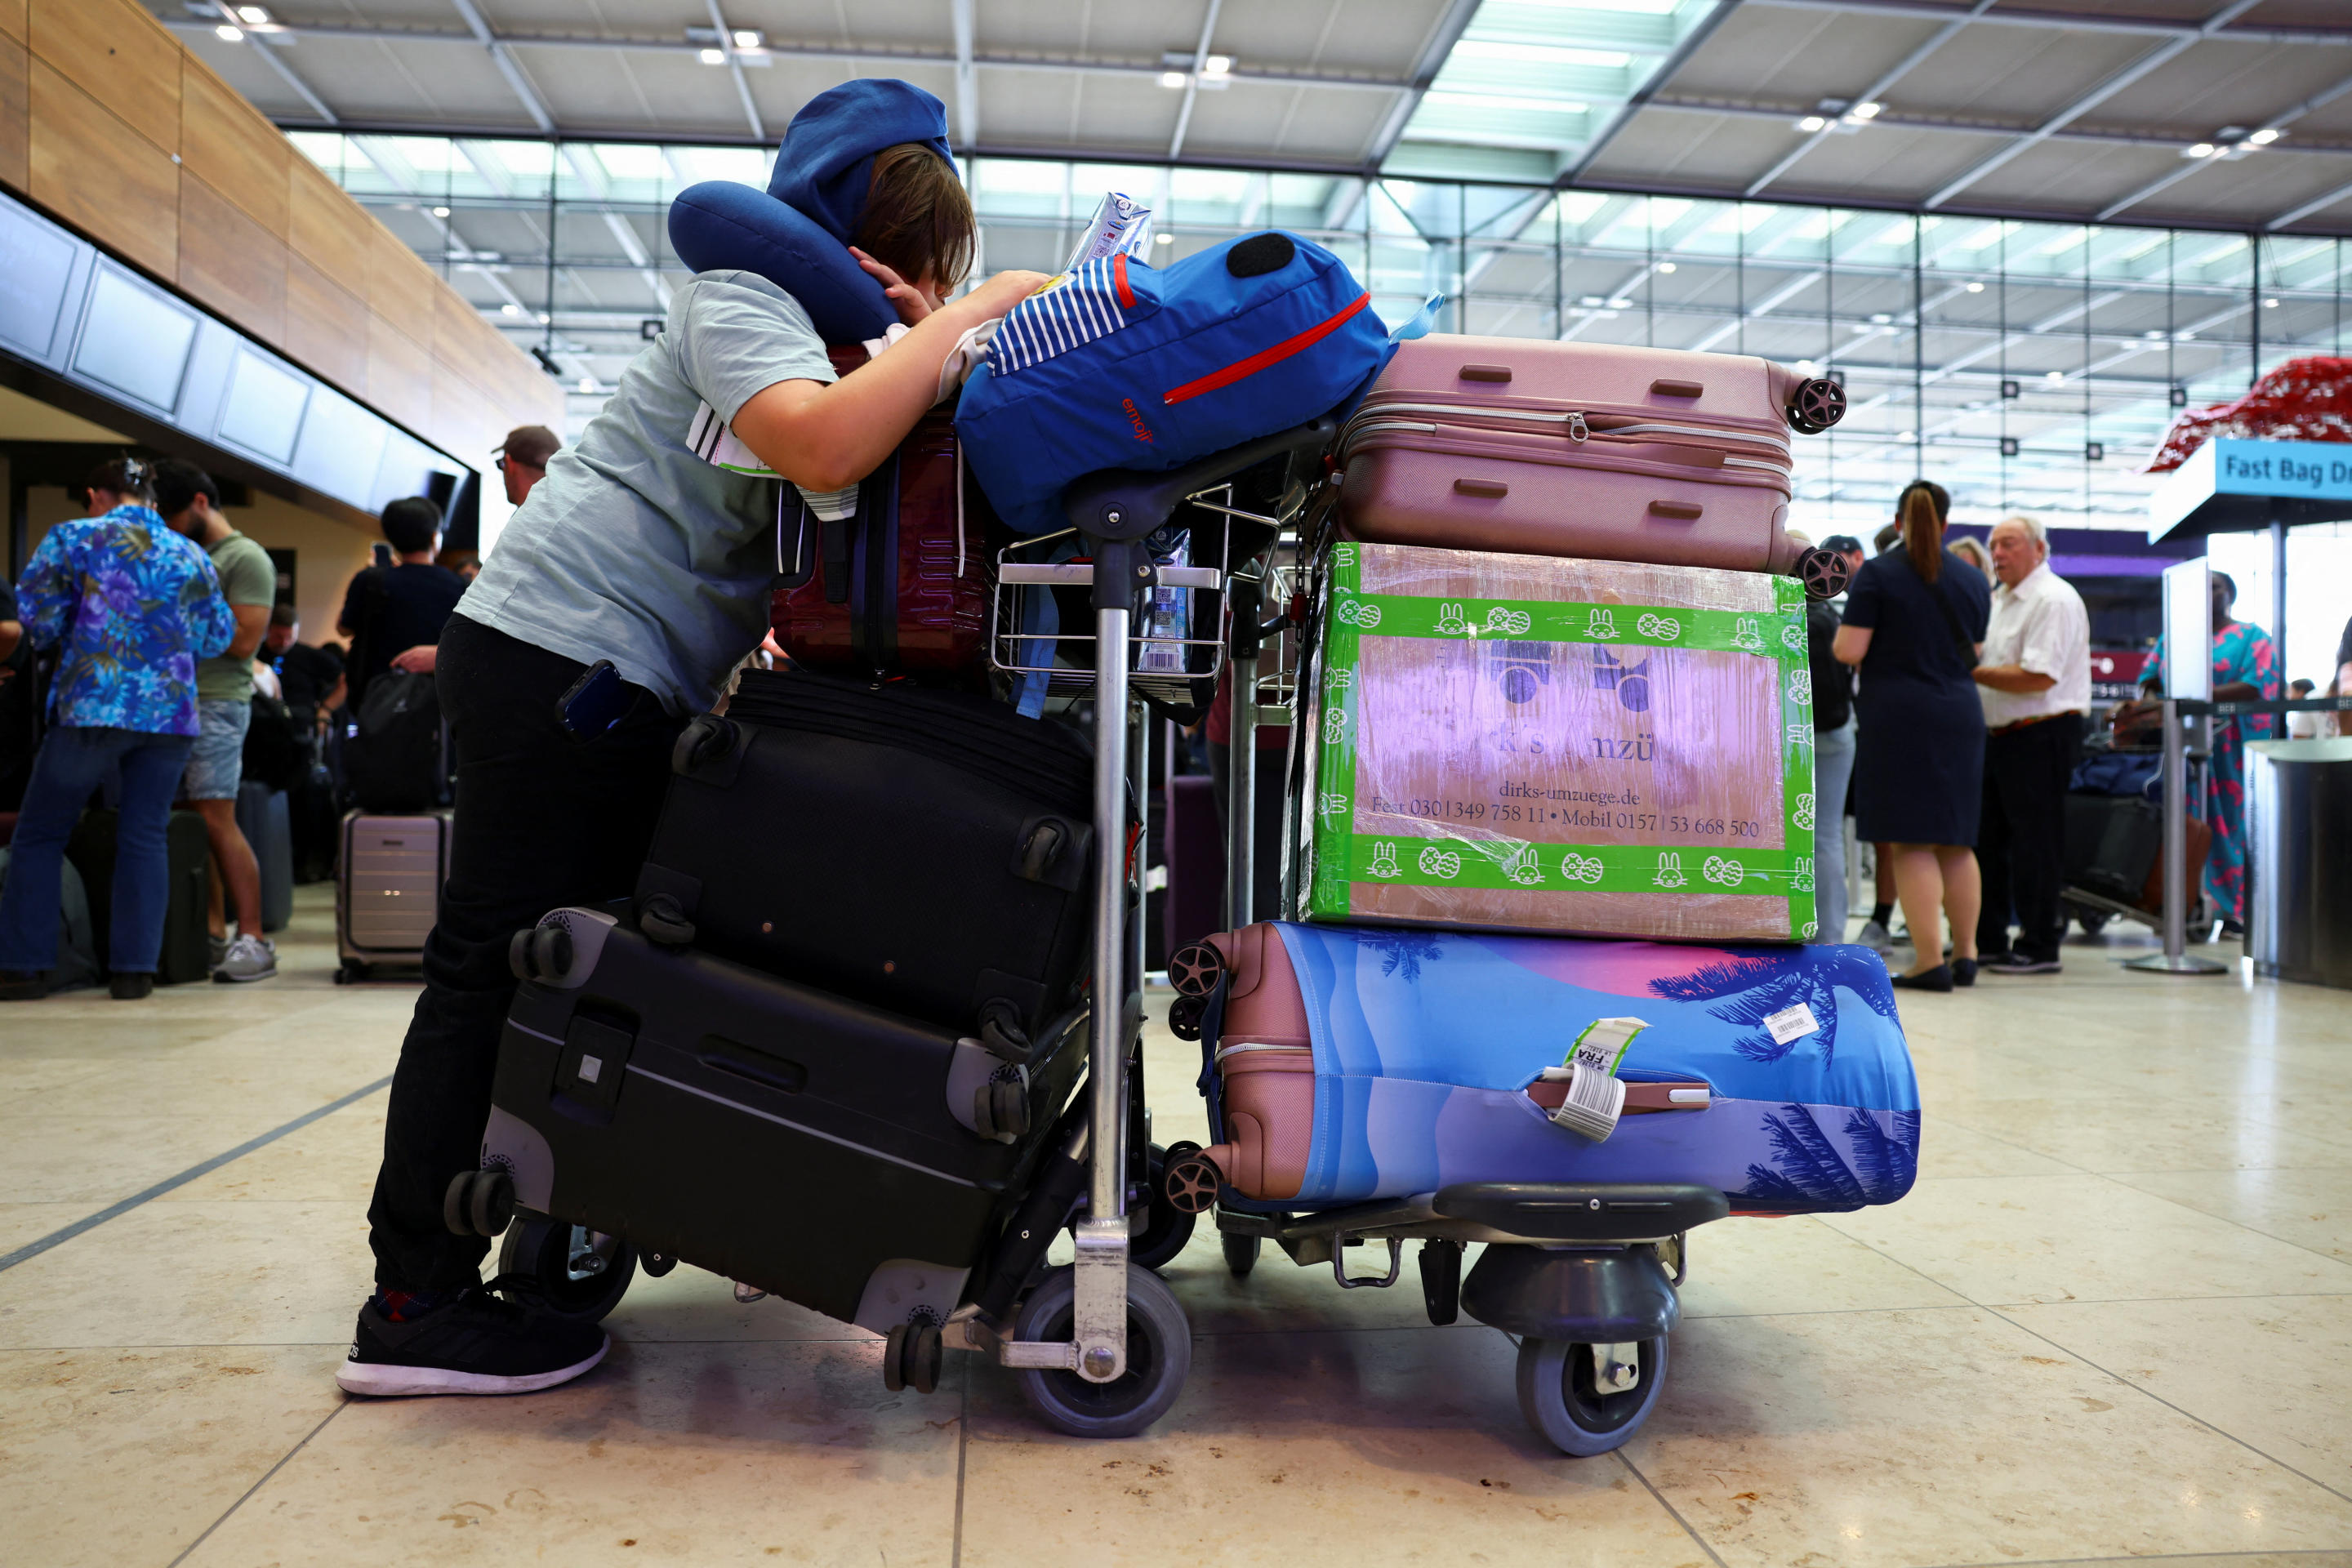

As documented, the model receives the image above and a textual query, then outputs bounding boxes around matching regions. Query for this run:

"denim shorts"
[182,697,252,800]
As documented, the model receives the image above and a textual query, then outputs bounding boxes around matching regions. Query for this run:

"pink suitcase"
[1334,336,1849,597]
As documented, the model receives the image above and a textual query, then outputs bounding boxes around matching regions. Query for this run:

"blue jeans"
[0,725,195,974]
[1811,718,1856,944]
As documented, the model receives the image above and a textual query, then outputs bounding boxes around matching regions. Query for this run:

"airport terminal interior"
[2,1,2350,1564]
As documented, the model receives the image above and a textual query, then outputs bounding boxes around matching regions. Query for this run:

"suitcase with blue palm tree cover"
[1183,920,1918,1214]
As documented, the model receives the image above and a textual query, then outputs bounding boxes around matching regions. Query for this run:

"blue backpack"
[956,232,1391,537]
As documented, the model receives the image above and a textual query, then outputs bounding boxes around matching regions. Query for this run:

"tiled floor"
[3,885,2350,1567]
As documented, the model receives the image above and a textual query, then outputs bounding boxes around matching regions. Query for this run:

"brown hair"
[855,144,976,294]
[1898,479,1949,583]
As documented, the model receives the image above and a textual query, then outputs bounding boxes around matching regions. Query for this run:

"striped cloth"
[987,255,1133,375]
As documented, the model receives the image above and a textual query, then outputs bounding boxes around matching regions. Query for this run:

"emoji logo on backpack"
[1122,397,1155,444]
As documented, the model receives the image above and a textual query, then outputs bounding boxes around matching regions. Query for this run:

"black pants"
[1975,711,2083,964]
[367,615,685,1290]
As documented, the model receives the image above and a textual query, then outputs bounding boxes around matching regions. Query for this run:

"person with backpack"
[338,497,466,706]
[337,79,1049,1402]
[0,459,234,1001]
[155,460,280,983]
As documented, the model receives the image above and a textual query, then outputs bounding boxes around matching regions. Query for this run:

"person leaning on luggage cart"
[0,459,234,1002]
[1970,515,2090,975]
[154,460,282,984]
[336,78,1050,1402]
[1833,480,1992,991]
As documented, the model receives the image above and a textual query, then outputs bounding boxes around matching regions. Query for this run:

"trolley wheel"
[1796,545,1851,601]
[1515,1334,1668,1458]
[1011,1263,1192,1439]
[1167,942,1226,999]
[882,1323,943,1394]
[334,960,367,986]
[1161,1148,1223,1214]
[1786,376,1847,434]
[497,1216,637,1323]
[1221,1233,1261,1277]
[1419,1238,1463,1326]
[1130,1144,1197,1272]
[637,893,695,948]
[640,1250,678,1278]
[2072,904,2110,937]
[1167,995,1205,1041]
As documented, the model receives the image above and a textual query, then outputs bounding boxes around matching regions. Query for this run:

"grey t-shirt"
[459,270,836,713]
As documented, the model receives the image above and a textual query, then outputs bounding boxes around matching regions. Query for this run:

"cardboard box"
[1295,541,1818,942]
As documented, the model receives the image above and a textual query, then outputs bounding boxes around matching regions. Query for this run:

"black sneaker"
[338,1282,608,1396]
[109,973,154,1000]
[0,969,49,1001]
[1983,954,2062,975]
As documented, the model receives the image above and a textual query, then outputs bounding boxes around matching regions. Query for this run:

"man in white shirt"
[1971,514,2091,974]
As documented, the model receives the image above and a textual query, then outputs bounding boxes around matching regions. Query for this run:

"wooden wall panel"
[180,54,287,238]
[178,170,285,345]
[368,223,439,346]
[429,359,496,468]
[285,255,368,397]
[287,155,371,293]
[27,0,177,155]
[366,313,433,433]
[25,59,175,278]
[0,0,24,45]
[0,33,25,195]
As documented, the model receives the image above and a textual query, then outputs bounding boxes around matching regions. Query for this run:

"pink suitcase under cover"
[1336,336,1843,577]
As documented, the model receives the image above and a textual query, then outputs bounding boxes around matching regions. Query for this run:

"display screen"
[292,385,389,509]
[216,348,312,466]
[0,200,78,359]
[71,264,199,412]
[2159,559,2212,702]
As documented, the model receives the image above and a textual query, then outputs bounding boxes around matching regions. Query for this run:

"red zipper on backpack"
[1161,292,1372,407]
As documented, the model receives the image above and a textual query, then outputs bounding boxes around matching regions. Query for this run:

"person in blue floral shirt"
[0,458,234,1000]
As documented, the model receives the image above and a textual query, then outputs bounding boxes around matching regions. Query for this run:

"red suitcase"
[772,347,994,679]
[1334,336,1849,595]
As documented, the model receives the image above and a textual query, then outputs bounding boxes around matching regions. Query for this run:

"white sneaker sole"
[212,966,278,984]
[336,1336,608,1397]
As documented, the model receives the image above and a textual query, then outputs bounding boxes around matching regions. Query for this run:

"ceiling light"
[215,23,243,41]
[1154,233,1174,246]
[1580,295,1606,307]
[1159,70,1187,88]
[537,312,550,323]
[501,303,520,316]
[1869,312,1892,324]
[2264,296,2280,308]
[1608,297,1633,310]
[1797,115,1827,133]
[1795,359,1819,375]
[2145,328,2165,340]
[1849,101,1882,120]
[1202,55,1232,77]
[731,29,762,48]
[234,3,270,22]
[2045,370,2065,383]
[577,376,597,393]
[1656,261,1676,274]
[1850,323,1873,334]
[1965,281,1984,292]
[2185,141,2216,158]
[431,205,451,217]
[2248,127,2281,145]
[698,47,726,65]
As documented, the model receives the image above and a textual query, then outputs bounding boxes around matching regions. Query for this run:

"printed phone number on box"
[1367,795,1767,839]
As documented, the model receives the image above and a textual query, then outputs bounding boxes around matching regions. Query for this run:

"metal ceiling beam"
[700,0,767,143]
[559,145,671,310]
[1924,0,2266,209]
[190,2,341,123]
[1361,0,1484,169]
[1746,0,2352,47]
[1168,0,1226,161]
[951,0,978,151]
[161,18,1403,92]
[2269,177,2352,232]
[1745,0,1994,198]
[1651,93,2352,158]
[448,0,555,134]
[2099,76,2352,222]
[1557,0,1744,185]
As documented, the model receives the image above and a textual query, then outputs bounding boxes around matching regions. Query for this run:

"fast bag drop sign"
[1298,541,1817,943]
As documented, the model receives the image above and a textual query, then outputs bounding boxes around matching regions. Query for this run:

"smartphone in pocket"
[556,660,632,737]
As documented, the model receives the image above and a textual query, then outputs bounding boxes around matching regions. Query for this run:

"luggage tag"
[1539,1016,1650,1143]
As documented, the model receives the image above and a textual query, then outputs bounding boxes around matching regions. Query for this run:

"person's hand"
[962,269,1053,322]
[390,645,438,674]
[851,247,942,326]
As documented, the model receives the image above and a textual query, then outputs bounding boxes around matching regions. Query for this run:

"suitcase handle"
[1650,378,1704,399]
[1458,363,1512,382]
[1453,477,1508,499]
[1646,499,1703,520]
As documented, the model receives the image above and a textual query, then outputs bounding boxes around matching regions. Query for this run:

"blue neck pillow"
[667,182,898,346]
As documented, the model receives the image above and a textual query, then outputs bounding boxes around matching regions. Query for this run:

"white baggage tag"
[1762,1001,1820,1047]
[1548,1016,1649,1143]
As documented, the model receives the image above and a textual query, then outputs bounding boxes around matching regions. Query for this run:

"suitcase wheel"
[638,893,697,948]
[1795,545,1852,602]
[1221,1233,1260,1277]
[1515,1334,1668,1458]
[1161,1147,1223,1214]
[442,1169,516,1238]
[640,1250,679,1278]
[507,923,574,983]
[972,1074,1029,1143]
[1419,1238,1463,1326]
[1130,1144,1198,1272]
[1786,376,1847,434]
[497,1216,637,1324]
[884,1321,944,1395]
[1167,942,1227,1000]
[1167,994,1206,1041]
[334,960,367,986]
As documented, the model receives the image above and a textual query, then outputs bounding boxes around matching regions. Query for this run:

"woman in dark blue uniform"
[1834,481,1990,991]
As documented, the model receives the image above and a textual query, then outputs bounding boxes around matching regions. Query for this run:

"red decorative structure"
[2146,354,2352,473]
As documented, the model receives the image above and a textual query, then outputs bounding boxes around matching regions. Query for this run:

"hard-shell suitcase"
[2063,791,2212,917]
[1335,336,1847,591]
[67,807,212,983]
[771,346,993,679]
[635,668,1096,1054]
[234,781,294,933]
[1183,921,1917,1214]
[337,810,449,979]
[483,906,1085,1329]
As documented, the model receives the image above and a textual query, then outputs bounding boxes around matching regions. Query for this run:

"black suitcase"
[485,907,1085,1328]
[234,781,294,933]
[2064,792,2161,906]
[635,668,1097,1054]
[65,807,212,983]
